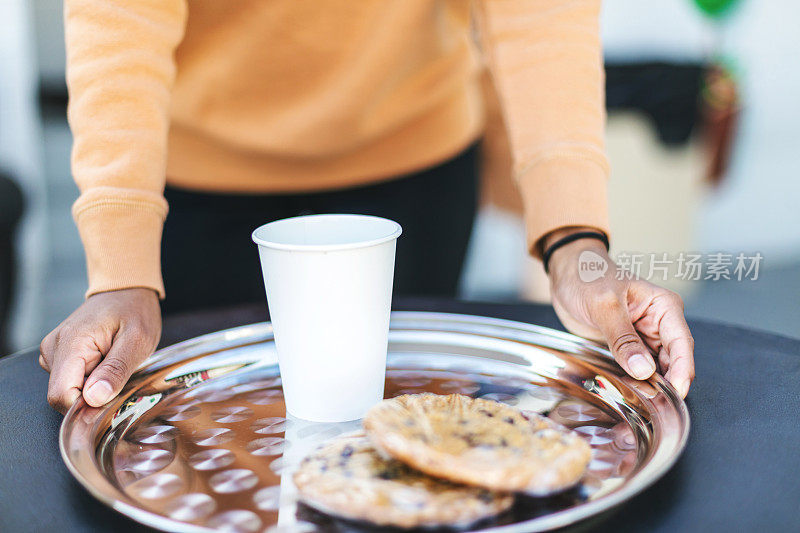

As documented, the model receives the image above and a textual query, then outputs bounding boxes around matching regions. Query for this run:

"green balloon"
[693,0,740,18]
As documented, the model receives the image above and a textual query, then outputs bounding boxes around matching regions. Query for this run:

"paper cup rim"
[252,214,402,252]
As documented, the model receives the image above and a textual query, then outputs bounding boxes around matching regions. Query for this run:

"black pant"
[161,145,478,315]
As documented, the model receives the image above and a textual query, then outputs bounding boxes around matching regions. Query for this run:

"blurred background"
[1,0,798,353]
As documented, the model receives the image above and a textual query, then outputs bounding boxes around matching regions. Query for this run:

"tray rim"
[60,311,690,533]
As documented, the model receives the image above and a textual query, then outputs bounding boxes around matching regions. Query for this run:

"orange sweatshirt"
[65,0,610,298]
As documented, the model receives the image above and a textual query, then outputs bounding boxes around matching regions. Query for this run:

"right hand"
[39,288,161,413]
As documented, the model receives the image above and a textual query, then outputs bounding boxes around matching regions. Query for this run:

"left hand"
[544,228,695,398]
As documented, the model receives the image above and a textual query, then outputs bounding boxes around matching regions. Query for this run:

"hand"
[39,288,161,413]
[545,229,695,397]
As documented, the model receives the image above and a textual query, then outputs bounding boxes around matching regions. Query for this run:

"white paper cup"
[252,214,401,422]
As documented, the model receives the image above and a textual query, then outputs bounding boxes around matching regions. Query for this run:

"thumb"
[83,329,151,407]
[594,297,656,380]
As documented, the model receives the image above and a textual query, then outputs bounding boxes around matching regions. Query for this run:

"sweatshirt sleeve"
[475,0,610,257]
[65,0,187,298]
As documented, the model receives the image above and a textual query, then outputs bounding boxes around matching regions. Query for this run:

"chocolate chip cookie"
[364,393,591,495]
[293,432,513,528]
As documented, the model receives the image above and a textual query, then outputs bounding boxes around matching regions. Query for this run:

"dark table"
[1,298,799,532]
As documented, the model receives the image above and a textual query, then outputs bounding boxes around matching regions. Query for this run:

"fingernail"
[84,380,113,406]
[674,379,690,398]
[628,354,655,379]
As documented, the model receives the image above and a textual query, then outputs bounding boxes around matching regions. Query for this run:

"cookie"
[293,433,513,528]
[364,394,591,496]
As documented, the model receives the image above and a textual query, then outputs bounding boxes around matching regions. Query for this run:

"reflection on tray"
[294,487,587,533]
[110,363,248,430]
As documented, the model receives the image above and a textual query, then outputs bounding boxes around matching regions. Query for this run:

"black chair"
[0,172,24,356]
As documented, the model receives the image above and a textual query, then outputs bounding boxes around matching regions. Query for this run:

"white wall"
[602,0,713,62]
[603,0,800,264]
[697,0,800,263]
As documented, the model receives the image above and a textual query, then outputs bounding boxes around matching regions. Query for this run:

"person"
[40,0,694,413]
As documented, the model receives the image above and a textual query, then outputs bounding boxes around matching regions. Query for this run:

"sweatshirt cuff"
[517,156,610,259]
[72,187,168,299]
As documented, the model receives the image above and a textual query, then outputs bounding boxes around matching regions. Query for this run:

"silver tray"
[60,312,689,532]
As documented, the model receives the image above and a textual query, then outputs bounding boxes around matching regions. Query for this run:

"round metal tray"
[60,312,689,532]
